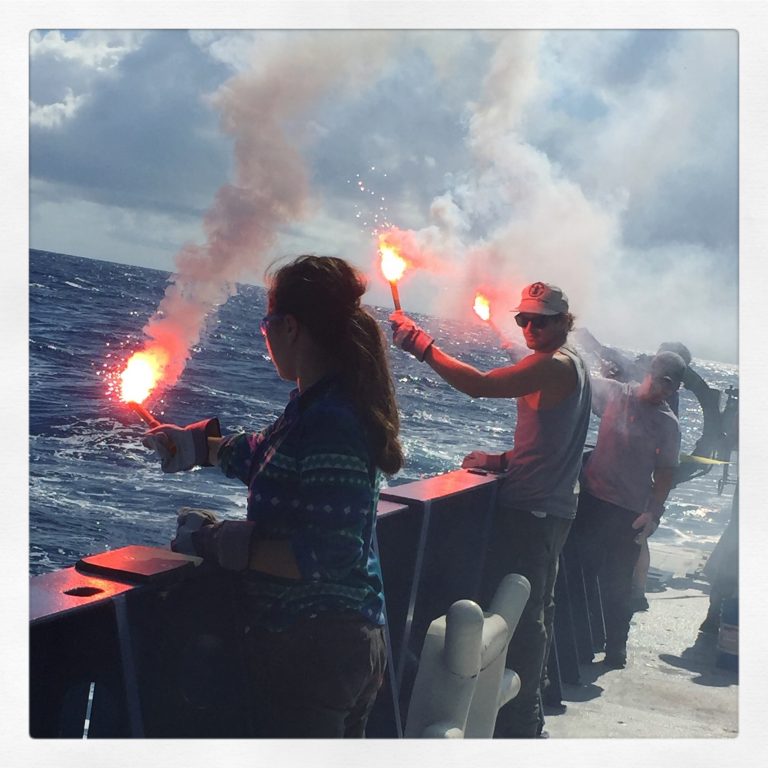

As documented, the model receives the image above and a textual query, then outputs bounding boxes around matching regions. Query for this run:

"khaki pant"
[479,505,572,738]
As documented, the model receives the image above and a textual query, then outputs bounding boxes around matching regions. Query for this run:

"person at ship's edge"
[390,281,592,739]
[142,255,403,738]
[571,329,693,613]
[569,350,684,669]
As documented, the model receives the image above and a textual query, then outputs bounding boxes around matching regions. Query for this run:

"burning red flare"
[116,346,173,432]
[119,348,169,404]
[473,293,492,323]
[378,237,409,310]
[379,242,407,283]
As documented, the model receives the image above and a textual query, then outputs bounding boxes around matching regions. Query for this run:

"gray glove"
[171,507,255,571]
[389,311,434,362]
[142,417,221,473]
[171,507,219,555]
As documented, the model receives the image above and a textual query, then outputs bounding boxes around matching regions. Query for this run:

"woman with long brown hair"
[142,254,403,737]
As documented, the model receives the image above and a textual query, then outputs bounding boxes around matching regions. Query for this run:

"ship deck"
[545,541,738,740]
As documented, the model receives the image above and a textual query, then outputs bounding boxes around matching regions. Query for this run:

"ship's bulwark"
[30,471,737,738]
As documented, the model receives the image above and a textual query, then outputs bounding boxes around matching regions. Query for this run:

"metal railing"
[30,468,598,738]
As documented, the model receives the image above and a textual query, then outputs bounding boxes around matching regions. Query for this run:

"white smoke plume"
[390,33,618,337]
[139,32,399,390]
[390,32,736,362]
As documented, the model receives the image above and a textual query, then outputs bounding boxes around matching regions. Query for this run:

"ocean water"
[29,249,739,576]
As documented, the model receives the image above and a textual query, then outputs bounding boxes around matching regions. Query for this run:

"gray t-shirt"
[497,345,592,519]
[581,378,681,514]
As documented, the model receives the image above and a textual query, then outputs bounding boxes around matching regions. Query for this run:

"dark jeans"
[571,491,641,651]
[243,613,387,738]
[479,505,572,738]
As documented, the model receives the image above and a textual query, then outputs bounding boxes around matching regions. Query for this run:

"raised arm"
[390,310,574,400]
[424,344,573,400]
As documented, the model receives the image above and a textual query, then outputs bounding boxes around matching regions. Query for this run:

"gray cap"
[657,341,692,366]
[650,351,687,384]
[513,282,569,315]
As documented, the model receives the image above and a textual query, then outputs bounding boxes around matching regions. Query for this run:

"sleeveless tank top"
[496,345,592,519]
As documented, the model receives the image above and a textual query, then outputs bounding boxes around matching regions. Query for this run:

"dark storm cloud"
[30,30,232,217]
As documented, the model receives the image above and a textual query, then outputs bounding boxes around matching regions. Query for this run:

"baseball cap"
[650,351,686,384]
[657,341,692,367]
[513,282,569,315]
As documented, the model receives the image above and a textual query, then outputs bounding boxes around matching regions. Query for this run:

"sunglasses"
[259,313,284,336]
[514,313,555,330]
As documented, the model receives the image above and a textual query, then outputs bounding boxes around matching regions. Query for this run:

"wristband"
[187,417,222,466]
[486,453,507,472]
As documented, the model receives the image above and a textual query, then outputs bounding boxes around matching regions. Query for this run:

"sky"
[27,27,741,363]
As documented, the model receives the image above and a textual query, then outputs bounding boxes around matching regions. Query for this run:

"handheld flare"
[389,281,401,311]
[118,348,176,455]
[473,292,500,335]
[127,401,161,429]
[379,241,407,311]
[127,400,177,458]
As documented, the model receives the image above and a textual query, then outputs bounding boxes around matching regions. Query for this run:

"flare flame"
[379,241,408,283]
[119,347,170,404]
[473,293,492,322]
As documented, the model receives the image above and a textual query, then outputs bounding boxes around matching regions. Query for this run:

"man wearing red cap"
[391,281,592,738]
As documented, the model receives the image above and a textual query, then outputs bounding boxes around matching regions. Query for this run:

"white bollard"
[464,574,531,738]
[404,599,485,738]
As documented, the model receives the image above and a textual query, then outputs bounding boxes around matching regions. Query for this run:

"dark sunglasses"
[259,313,284,336]
[514,313,555,330]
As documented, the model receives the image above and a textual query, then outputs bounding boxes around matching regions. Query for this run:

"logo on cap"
[528,282,547,298]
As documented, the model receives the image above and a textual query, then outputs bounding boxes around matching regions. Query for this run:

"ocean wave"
[63,280,97,291]
[28,249,740,575]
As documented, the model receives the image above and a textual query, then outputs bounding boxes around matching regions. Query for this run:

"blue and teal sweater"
[217,376,385,631]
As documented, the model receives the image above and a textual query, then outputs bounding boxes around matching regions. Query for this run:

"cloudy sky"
[29,27,739,361]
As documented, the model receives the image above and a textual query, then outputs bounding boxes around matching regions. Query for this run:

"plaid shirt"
[217,376,385,631]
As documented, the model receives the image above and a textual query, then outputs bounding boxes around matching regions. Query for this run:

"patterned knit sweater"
[217,376,385,631]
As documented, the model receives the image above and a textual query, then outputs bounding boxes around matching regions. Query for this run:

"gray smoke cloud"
[390,31,737,363]
[125,30,735,379]
[394,33,617,331]
[139,32,399,389]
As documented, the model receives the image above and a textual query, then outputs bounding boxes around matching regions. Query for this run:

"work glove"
[171,507,255,571]
[142,417,221,473]
[462,450,506,472]
[389,311,434,362]
[171,507,219,556]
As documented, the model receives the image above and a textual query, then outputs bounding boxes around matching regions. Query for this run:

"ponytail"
[343,308,404,475]
[266,255,404,475]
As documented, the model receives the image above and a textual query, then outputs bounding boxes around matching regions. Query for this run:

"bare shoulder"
[520,348,575,385]
[524,348,575,373]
